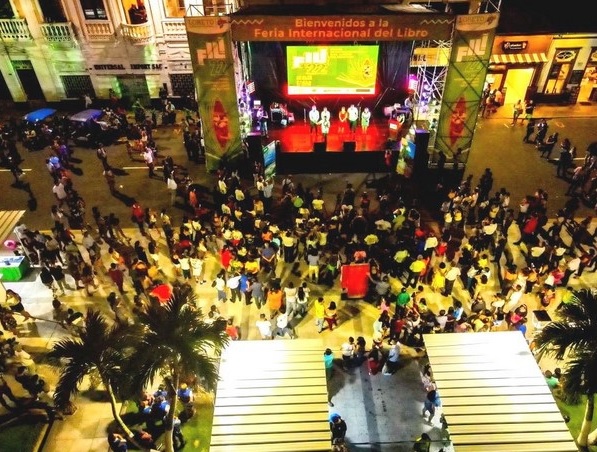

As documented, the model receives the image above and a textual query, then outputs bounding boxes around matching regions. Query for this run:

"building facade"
[0,0,235,105]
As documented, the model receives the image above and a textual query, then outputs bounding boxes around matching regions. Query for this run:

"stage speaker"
[313,141,326,153]
[343,141,356,153]
[413,129,430,175]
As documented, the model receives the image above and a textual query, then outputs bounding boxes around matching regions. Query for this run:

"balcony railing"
[0,18,32,41]
[162,19,187,41]
[40,22,76,42]
[84,21,114,41]
[121,22,153,45]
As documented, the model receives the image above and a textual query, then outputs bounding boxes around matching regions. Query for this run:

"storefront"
[487,35,550,104]
[580,48,597,103]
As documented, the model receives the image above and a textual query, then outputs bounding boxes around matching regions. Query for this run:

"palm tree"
[534,289,597,451]
[125,284,229,452]
[48,309,145,450]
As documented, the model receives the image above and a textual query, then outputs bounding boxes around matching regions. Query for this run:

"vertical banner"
[186,17,242,171]
[436,13,499,162]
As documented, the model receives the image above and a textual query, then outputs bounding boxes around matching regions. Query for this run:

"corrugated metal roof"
[211,339,331,452]
[424,332,578,452]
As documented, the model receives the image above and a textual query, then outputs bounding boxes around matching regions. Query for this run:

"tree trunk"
[105,380,147,451]
[576,392,594,449]
[163,374,180,452]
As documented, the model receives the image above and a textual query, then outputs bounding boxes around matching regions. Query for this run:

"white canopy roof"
[211,339,331,452]
[424,331,578,452]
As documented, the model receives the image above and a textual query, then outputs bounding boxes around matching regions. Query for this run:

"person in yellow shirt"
[406,255,426,288]
[314,297,326,333]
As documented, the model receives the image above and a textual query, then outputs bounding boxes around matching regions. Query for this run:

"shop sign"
[92,64,162,70]
[411,47,450,67]
[502,41,528,52]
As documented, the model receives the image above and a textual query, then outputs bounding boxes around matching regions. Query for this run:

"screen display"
[287,45,379,95]
[263,141,277,178]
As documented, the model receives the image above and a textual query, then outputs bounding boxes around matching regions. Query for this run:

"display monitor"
[286,45,379,95]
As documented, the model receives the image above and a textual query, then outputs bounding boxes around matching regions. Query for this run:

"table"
[0,256,30,282]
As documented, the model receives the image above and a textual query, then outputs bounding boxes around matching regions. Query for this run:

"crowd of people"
[0,91,595,450]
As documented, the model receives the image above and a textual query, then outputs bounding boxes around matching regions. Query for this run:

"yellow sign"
[411,47,451,67]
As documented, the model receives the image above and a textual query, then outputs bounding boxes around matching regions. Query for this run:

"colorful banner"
[186,16,242,171]
[230,15,454,42]
[435,13,499,161]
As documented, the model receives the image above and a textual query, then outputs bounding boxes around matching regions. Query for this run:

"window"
[61,75,95,99]
[164,0,186,18]
[122,0,148,24]
[80,0,107,20]
[38,0,67,23]
[0,1,15,19]
[543,48,579,94]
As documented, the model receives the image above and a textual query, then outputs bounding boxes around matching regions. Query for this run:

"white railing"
[121,22,153,44]
[40,22,76,42]
[84,21,114,41]
[162,19,187,41]
[0,18,32,40]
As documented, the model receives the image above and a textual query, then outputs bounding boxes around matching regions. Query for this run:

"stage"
[255,116,405,174]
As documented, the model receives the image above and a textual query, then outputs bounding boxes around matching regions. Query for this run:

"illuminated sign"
[230,15,454,42]
[502,41,528,52]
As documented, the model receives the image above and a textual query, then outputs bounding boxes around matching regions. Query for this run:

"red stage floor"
[267,117,391,153]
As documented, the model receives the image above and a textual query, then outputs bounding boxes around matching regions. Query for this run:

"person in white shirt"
[226,272,241,303]
[309,105,320,135]
[143,148,155,178]
[273,308,294,338]
[256,313,273,340]
[347,104,359,135]
[283,282,298,316]
[340,336,355,369]
[320,107,330,122]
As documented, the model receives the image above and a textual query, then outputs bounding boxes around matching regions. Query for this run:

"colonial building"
[0,0,235,105]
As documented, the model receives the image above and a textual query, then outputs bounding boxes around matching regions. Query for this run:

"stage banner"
[435,13,499,162]
[186,16,242,171]
[230,15,454,42]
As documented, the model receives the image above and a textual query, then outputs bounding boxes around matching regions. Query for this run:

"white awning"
[424,332,578,452]
[491,53,548,64]
[211,339,331,452]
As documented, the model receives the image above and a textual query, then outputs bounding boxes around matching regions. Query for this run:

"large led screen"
[286,45,379,95]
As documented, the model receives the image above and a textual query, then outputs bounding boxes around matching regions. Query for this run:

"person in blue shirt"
[422,389,441,423]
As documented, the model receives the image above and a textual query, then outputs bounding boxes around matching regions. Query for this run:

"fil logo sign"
[456,34,488,62]
[196,38,226,66]
[293,49,328,69]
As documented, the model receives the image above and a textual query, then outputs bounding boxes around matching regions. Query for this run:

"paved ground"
[0,101,596,452]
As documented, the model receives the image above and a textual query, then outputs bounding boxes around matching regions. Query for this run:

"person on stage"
[309,105,320,136]
[348,104,359,136]
[361,107,371,134]
[320,116,331,142]
[321,107,331,122]
[338,106,348,135]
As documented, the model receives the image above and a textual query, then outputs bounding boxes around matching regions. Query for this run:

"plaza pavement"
[1,101,596,451]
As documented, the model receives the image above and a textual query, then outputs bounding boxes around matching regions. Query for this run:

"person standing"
[143,147,155,178]
[131,201,147,236]
[347,104,359,136]
[329,413,347,446]
[338,106,348,136]
[309,105,320,136]
[340,336,355,370]
[383,341,401,375]
[108,263,126,293]
[273,308,294,339]
[320,116,331,142]
[103,167,117,195]
[314,296,326,333]
[256,313,273,340]
[523,119,536,143]
[360,107,371,134]
[512,100,523,125]
[96,143,109,170]
[522,99,535,124]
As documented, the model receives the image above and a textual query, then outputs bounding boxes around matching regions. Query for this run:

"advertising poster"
[435,13,499,161]
[263,141,277,179]
[185,16,242,171]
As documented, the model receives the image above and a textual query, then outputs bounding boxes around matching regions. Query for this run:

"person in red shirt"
[514,212,539,245]
[131,201,147,236]
[219,245,233,271]
[108,263,125,293]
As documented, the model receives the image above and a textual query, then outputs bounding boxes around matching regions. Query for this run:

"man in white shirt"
[340,337,355,369]
[256,313,273,340]
[309,105,320,136]
[226,272,241,303]
[52,181,68,205]
[347,104,359,135]
[143,148,155,178]
[443,264,461,296]
[274,308,294,339]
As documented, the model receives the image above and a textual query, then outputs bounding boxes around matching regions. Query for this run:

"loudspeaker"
[413,129,430,175]
[343,141,356,153]
[313,141,326,153]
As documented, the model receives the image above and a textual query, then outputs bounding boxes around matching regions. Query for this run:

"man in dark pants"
[523,119,535,143]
